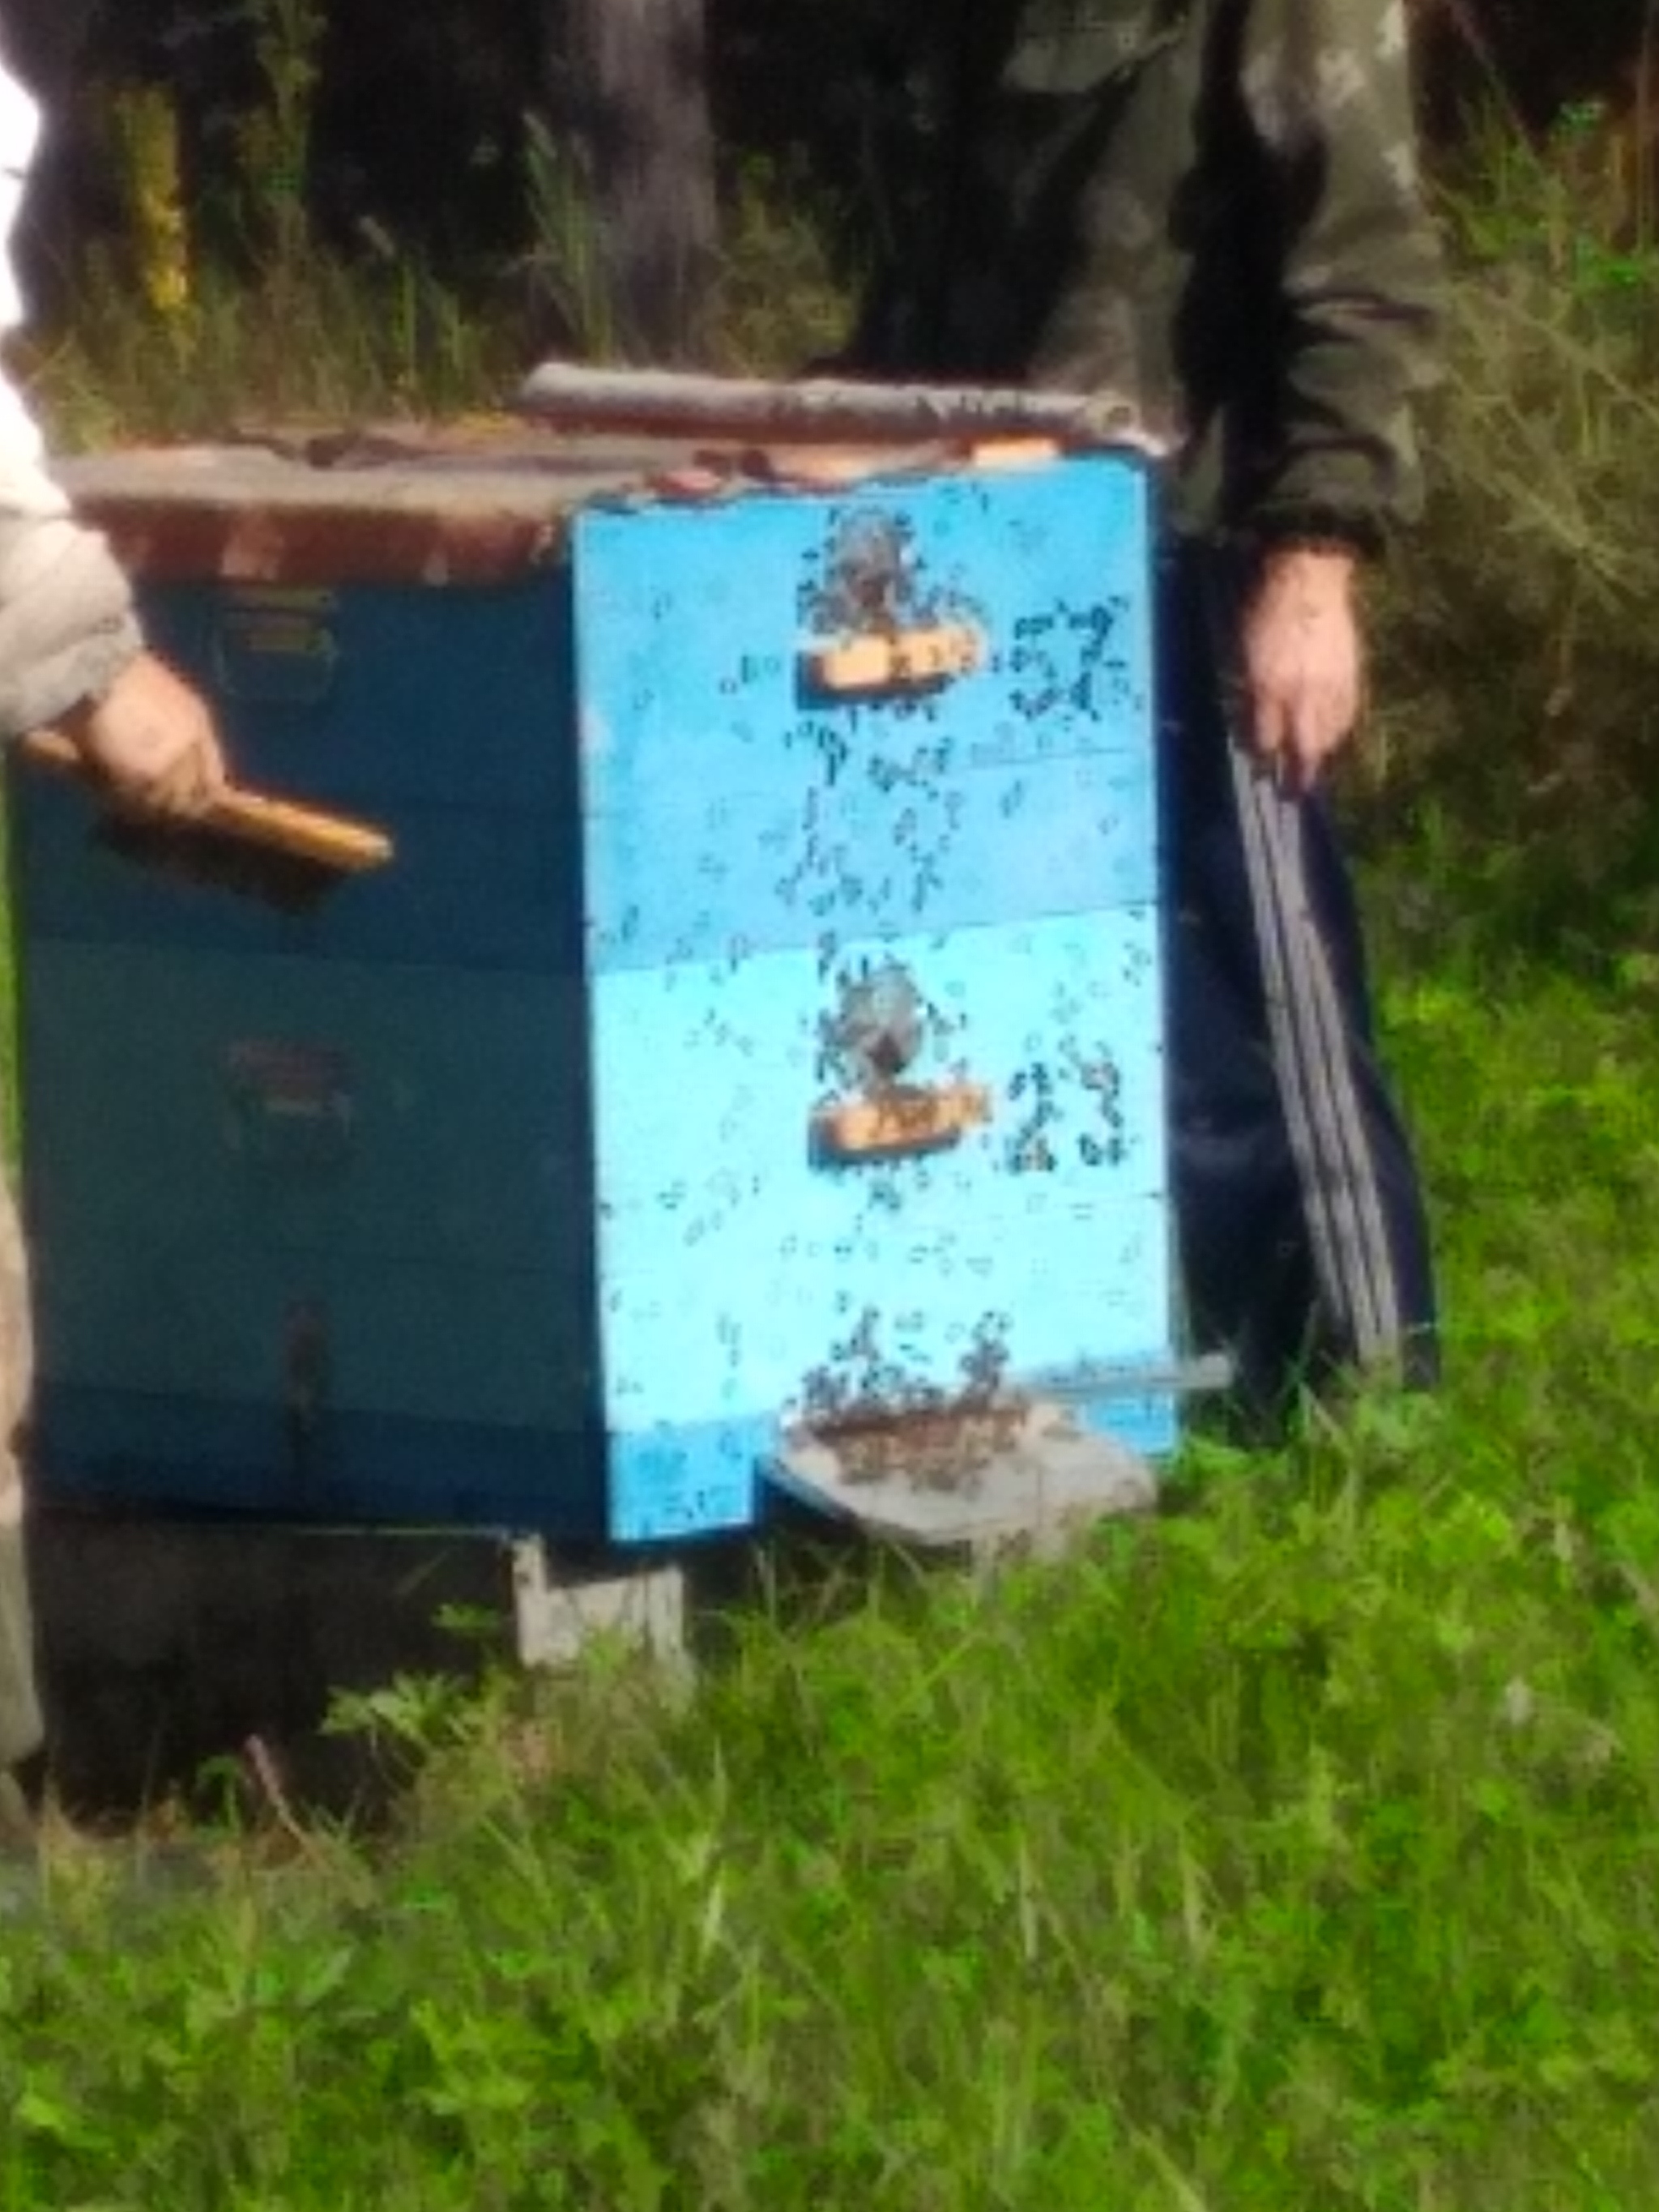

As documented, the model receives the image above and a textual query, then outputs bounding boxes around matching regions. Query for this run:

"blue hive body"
[8,438,1177,1545]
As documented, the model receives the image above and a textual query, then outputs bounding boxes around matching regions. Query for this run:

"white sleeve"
[0,53,41,337]
[0,56,53,497]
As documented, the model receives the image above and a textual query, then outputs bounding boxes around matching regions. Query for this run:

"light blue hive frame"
[574,454,1179,1541]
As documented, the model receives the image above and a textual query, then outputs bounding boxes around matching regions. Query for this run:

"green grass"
[3,933,1659,2207]
[20,258,518,449]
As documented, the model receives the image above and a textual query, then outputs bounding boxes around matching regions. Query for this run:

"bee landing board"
[773,1399,1158,1555]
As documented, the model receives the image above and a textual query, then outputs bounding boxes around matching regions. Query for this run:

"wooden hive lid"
[57,366,1158,593]
[55,419,723,590]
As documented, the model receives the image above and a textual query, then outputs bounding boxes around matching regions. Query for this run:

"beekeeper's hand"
[1239,547,1363,797]
[61,651,228,820]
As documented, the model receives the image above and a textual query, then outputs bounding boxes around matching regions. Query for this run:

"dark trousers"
[1161,548,1439,1425]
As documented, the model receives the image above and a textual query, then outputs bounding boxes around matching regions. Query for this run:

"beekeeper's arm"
[0,55,223,814]
[1235,0,1442,795]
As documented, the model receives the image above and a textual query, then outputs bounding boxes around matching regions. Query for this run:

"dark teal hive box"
[9,429,1181,1549]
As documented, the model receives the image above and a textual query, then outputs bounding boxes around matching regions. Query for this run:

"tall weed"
[1363,102,1659,961]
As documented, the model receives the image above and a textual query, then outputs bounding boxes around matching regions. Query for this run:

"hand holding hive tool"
[19,725,394,914]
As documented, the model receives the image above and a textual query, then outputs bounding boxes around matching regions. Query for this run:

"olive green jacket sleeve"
[1234,0,1443,551]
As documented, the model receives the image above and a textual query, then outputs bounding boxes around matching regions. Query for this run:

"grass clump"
[3,954,1659,2206]
[1360,100,1659,963]
[21,252,518,450]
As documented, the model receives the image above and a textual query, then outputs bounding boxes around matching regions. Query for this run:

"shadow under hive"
[7,430,1179,1546]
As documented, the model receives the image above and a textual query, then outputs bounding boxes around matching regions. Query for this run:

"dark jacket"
[846,0,1443,550]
